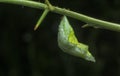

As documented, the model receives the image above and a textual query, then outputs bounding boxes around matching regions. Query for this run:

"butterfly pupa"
[58,16,95,62]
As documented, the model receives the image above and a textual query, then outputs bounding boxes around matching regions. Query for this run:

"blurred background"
[0,0,120,76]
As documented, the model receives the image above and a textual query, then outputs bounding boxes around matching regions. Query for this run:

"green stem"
[0,0,120,32]
[34,9,49,30]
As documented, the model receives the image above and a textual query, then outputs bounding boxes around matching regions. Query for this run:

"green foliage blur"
[0,0,120,76]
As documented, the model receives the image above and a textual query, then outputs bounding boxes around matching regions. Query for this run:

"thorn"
[34,24,39,31]
[34,9,49,31]
[82,24,90,28]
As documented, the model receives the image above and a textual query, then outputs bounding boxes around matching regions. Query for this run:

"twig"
[0,0,120,32]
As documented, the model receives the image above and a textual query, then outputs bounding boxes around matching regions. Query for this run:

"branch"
[0,0,120,32]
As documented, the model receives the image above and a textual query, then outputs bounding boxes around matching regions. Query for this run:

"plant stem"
[34,9,49,30]
[0,0,120,32]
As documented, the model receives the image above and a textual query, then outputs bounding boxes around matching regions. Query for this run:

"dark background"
[0,0,120,76]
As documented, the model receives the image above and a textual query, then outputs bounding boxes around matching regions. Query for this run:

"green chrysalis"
[58,16,95,62]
